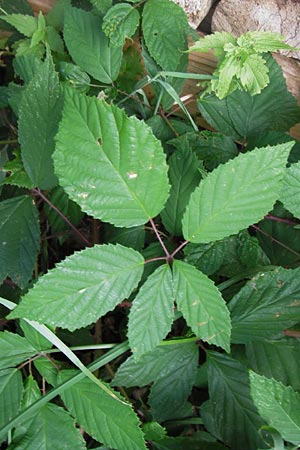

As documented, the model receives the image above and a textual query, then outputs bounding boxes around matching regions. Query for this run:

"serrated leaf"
[142,0,188,71]
[0,369,23,432]
[64,6,122,83]
[0,14,36,37]
[240,31,298,53]
[182,143,292,243]
[54,88,170,227]
[13,54,43,84]
[21,375,41,409]
[45,25,64,53]
[239,53,269,95]
[249,371,300,445]
[103,223,145,251]
[8,403,86,450]
[0,195,40,288]
[215,54,241,99]
[184,240,226,276]
[44,186,84,233]
[128,265,174,359]
[19,320,52,352]
[58,370,147,450]
[10,244,144,331]
[207,352,265,450]
[2,150,33,189]
[280,161,300,218]
[228,266,300,343]
[188,32,236,60]
[0,331,37,369]
[161,147,202,236]
[246,338,300,391]
[173,261,231,352]
[198,55,300,140]
[113,342,198,422]
[103,3,140,47]
[18,51,63,189]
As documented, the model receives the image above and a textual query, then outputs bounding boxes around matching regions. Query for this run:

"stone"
[171,0,215,29]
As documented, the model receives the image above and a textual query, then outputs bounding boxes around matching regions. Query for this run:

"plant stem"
[171,240,189,259]
[0,139,18,145]
[43,344,117,354]
[144,256,167,264]
[149,218,170,259]
[33,188,91,247]
[265,214,299,226]
[252,224,300,257]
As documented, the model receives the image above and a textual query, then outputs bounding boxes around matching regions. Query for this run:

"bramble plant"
[1,0,300,449]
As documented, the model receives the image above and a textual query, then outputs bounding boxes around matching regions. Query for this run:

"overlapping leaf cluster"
[1,1,300,449]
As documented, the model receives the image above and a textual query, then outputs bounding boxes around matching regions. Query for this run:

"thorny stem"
[252,224,300,257]
[149,218,171,259]
[33,188,91,247]
[265,214,299,226]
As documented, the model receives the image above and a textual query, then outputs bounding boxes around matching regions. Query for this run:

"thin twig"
[33,188,91,247]
[144,256,167,265]
[149,218,170,258]
[171,240,189,259]
[252,224,300,257]
[265,214,299,226]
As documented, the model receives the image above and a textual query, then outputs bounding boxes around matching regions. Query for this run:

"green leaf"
[103,223,145,251]
[0,14,36,37]
[142,0,188,71]
[89,0,112,15]
[64,6,122,83]
[188,32,236,60]
[0,369,23,433]
[113,341,198,422]
[161,147,202,236]
[182,143,291,243]
[198,55,300,140]
[246,338,300,391]
[2,150,33,189]
[184,240,227,276]
[9,403,86,450]
[128,265,174,359]
[241,31,298,53]
[10,244,144,331]
[57,61,90,93]
[21,375,41,409]
[58,370,147,450]
[280,161,300,218]
[45,25,64,53]
[249,371,300,445]
[44,186,84,233]
[13,54,43,84]
[19,320,52,352]
[18,51,63,189]
[207,352,265,450]
[239,53,269,95]
[0,195,40,288]
[103,3,140,47]
[0,331,37,369]
[173,261,231,352]
[54,88,170,227]
[229,267,300,343]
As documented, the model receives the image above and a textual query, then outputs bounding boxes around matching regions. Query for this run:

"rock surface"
[172,0,215,29]
[212,0,300,60]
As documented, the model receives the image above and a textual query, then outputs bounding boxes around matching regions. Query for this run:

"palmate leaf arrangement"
[1,0,300,449]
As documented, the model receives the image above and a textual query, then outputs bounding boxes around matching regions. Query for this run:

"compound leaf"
[182,143,291,243]
[18,51,63,189]
[58,370,147,450]
[173,261,231,352]
[9,403,86,450]
[142,0,188,70]
[280,161,300,218]
[103,3,140,47]
[64,6,122,83]
[128,265,174,360]
[54,88,170,227]
[0,195,40,288]
[207,352,265,450]
[10,244,144,331]
[229,266,300,343]
[250,371,300,445]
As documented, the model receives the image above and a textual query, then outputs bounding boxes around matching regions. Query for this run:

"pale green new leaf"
[0,14,36,37]
[18,51,63,189]
[161,146,202,236]
[103,3,140,47]
[249,371,300,445]
[182,143,292,243]
[54,88,170,227]
[10,244,144,331]
[128,265,174,360]
[188,32,237,60]
[0,195,40,288]
[207,352,265,450]
[0,369,23,432]
[64,7,122,83]
[240,31,298,53]
[58,370,147,450]
[229,266,300,343]
[142,0,188,70]
[173,261,231,352]
[280,161,300,218]
[0,331,37,369]
[239,53,269,95]
[9,403,86,450]
[214,55,241,99]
